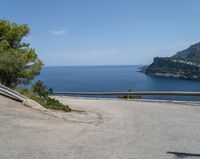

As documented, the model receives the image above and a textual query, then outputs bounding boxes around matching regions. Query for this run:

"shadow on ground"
[167,151,200,158]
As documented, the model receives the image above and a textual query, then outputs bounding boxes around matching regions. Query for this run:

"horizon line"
[43,64,147,67]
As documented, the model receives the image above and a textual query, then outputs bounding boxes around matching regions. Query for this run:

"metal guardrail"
[49,91,200,99]
[0,84,27,102]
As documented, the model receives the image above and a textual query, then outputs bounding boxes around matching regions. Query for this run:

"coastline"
[139,66,200,80]
[146,72,200,81]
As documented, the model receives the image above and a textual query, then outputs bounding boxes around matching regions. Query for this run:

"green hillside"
[171,42,200,64]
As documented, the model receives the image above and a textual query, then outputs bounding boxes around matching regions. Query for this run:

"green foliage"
[31,80,71,112]
[16,83,71,112]
[45,97,71,112]
[0,19,43,88]
[171,42,200,64]
[118,89,141,99]
[32,80,51,98]
[0,19,70,112]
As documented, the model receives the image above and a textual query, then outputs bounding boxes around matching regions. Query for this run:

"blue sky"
[1,0,200,66]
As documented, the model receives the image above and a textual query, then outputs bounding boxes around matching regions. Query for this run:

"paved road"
[1,95,200,159]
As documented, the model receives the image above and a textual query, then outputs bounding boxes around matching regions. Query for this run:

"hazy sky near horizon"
[1,0,200,66]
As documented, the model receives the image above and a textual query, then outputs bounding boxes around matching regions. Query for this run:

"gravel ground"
[1,95,200,159]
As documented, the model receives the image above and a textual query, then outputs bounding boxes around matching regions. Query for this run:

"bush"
[118,89,141,99]
[16,81,71,112]
[45,97,71,112]
[32,80,51,98]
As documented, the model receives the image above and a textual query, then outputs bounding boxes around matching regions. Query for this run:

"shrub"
[32,80,51,98]
[16,81,71,112]
[118,89,141,99]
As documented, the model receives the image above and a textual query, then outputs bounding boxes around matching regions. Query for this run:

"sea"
[35,65,200,101]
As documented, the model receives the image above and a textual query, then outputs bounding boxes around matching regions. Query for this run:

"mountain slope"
[171,42,200,64]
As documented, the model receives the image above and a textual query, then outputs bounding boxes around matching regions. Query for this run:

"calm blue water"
[35,65,200,101]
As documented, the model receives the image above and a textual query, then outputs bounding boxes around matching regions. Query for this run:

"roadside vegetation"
[16,81,71,112]
[118,89,141,99]
[0,19,71,112]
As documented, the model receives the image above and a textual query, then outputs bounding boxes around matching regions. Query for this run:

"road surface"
[1,95,200,159]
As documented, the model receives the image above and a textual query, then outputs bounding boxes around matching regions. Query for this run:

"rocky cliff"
[142,42,200,80]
